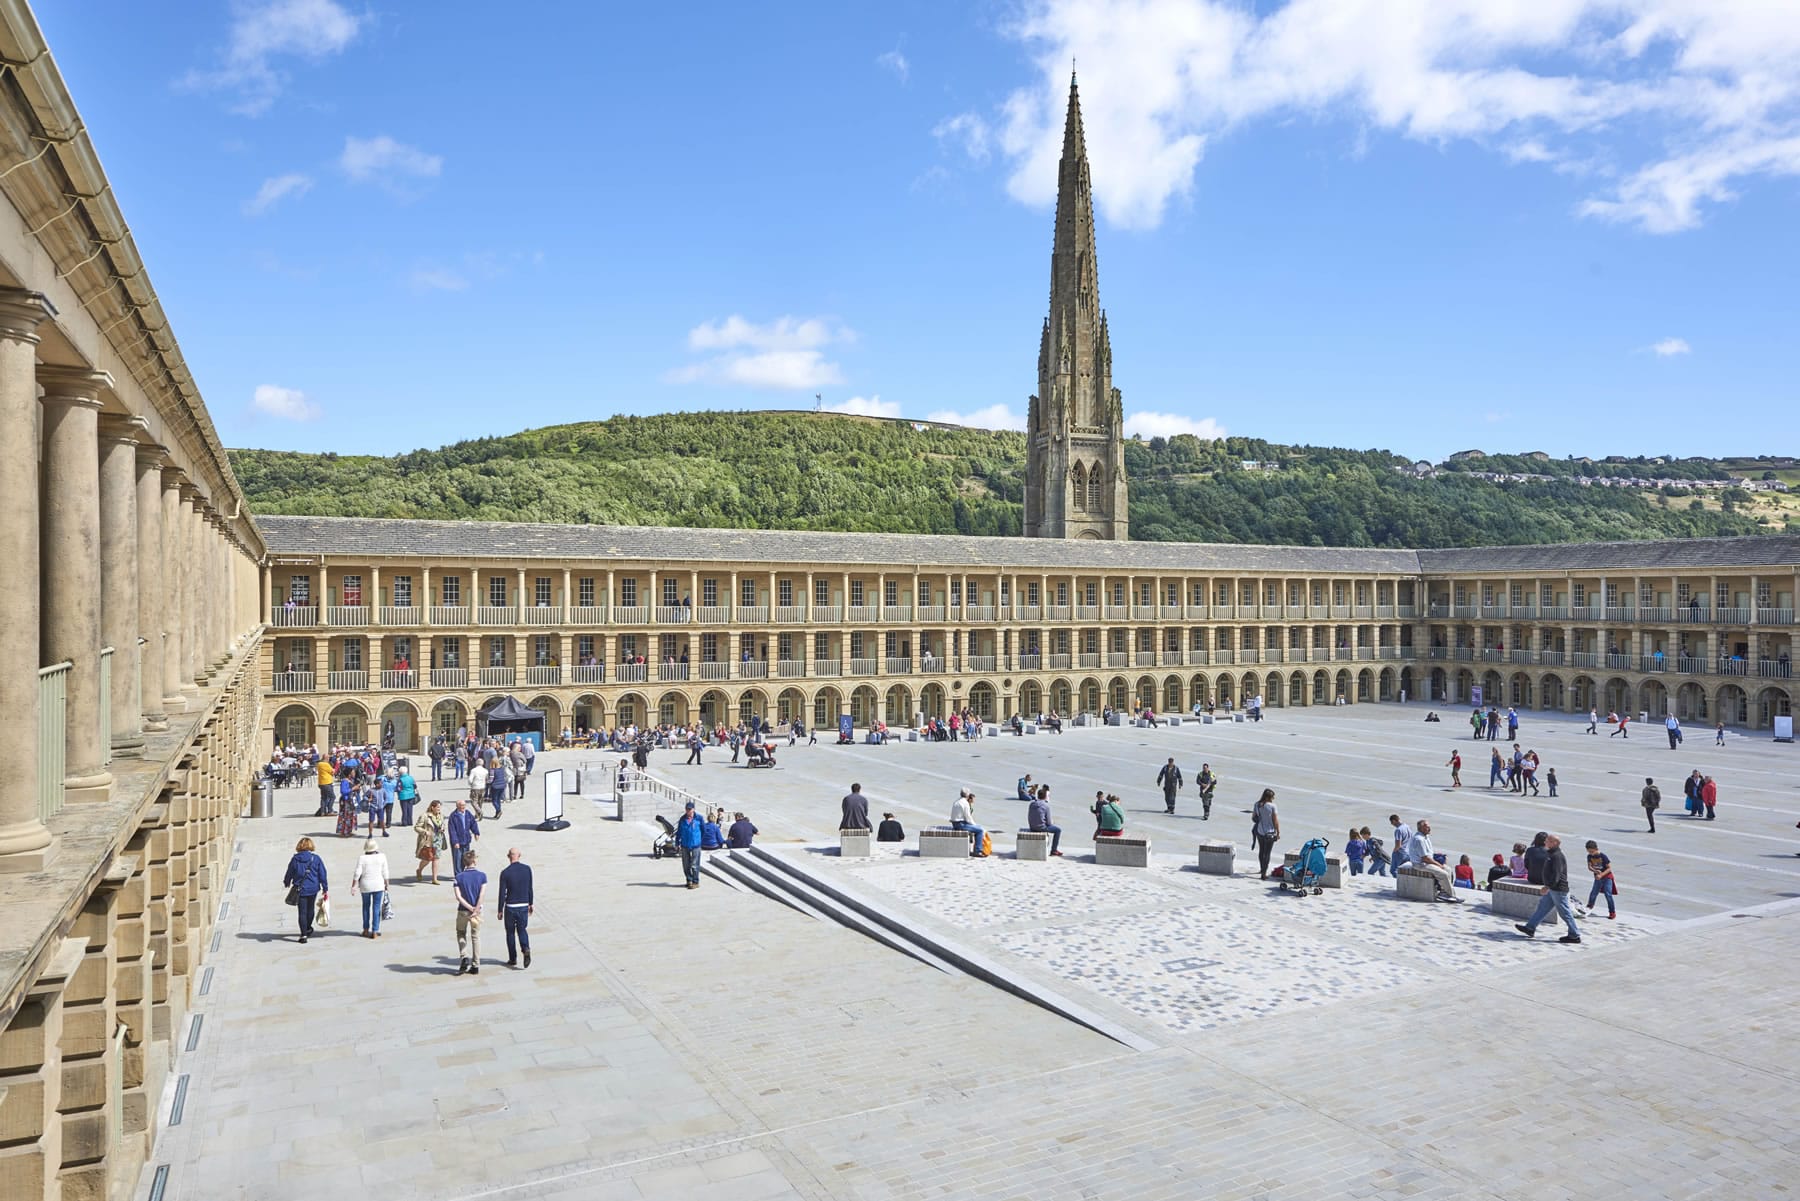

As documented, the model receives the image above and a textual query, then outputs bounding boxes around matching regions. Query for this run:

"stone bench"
[920,827,972,859]
[1201,714,1216,725]
[1490,877,1556,922]
[1195,840,1235,875]
[1094,836,1150,867]
[1024,722,1039,735]
[1396,865,1441,901]
[1283,851,1343,889]
[1169,716,1182,727]
[906,730,919,742]
[839,828,871,858]
[1016,830,1051,861]
[1231,712,1246,723]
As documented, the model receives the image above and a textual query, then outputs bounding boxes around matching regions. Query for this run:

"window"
[1333,583,1346,605]
[1189,628,1205,650]
[1511,585,1524,607]
[1756,581,1771,605]
[1083,582,1096,606]
[488,637,507,666]
[850,580,865,605]
[620,635,637,659]
[392,637,412,663]
[1083,630,1098,654]
[488,576,507,607]
[815,579,830,606]
[850,632,864,657]
[1112,584,1124,606]
[1192,583,1205,606]
[1028,582,1040,605]
[1572,583,1586,606]
[951,581,963,605]
[884,631,897,655]
[282,640,311,672]
[1057,582,1069,606]
[1087,464,1102,511]
[1241,583,1255,606]
[1312,584,1323,606]
[1266,582,1279,606]
[341,639,363,670]
[440,638,461,668]
[814,632,830,658]
[1216,628,1233,650]
[1604,584,1618,607]
[341,574,363,606]
[1071,462,1087,511]
[999,581,1010,604]
[663,578,679,606]
[1054,630,1069,654]
[702,578,717,606]
[702,634,718,661]
[779,579,793,606]
[884,580,898,606]
[1139,583,1152,605]
[1216,583,1230,606]
[1542,584,1556,606]
[393,576,412,607]
[1716,582,1730,608]
[534,636,551,666]
[1165,628,1180,650]
[659,634,677,659]
[1455,586,1468,605]
[441,576,461,606]
[535,577,552,606]
[779,633,794,659]
[579,577,595,607]
[287,574,311,604]
[1137,628,1153,651]
[577,635,594,660]
[620,578,638,606]
[917,581,930,606]
[740,579,756,606]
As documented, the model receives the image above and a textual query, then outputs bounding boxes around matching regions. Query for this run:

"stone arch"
[919,682,946,719]
[813,686,843,728]
[1570,675,1597,713]
[1357,668,1374,702]
[379,698,423,752]
[429,696,470,739]
[1107,676,1130,711]
[1454,668,1474,705]
[1289,670,1307,706]
[968,680,997,720]
[1755,685,1791,729]
[1603,677,1632,716]
[1508,672,1533,708]
[1379,666,1397,702]
[1162,674,1183,712]
[570,693,605,735]
[1079,676,1102,714]
[1071,461,1087,511]
[1675,681,1708,721]
[656,690,691,725]
[850,684,879,728]
[1313,670,1330,705]
[883,684,913,725]
[1335,669,1352,703]
[272,702,317,749]
[777,687,807,726]
[526,695,562,741]
[1020,679,1044,716]
[1482,670,1504,702]
[1049,677,1073,714]
[698,689,731,727]
[1639,678,1668,718]
[1538,673,1564,712]
[1399,665,1415,702]
[327,700,370,747]
[615,691,650,728]
[1216,672,1236,706]
[1716,682,1748,727]
[738,688,769,725]
[1190,673,1210,708]
[1134,675,1157,711]
[1429,667,1447,703]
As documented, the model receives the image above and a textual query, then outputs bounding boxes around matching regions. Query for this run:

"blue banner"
[839,714,854,742]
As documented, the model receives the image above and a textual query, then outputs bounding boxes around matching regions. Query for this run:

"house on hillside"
[1448,449,1485,461]
[1524,451,1550,462]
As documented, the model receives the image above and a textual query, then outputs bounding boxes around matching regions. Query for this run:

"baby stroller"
[651,815,678,860]
[1280,837,1330,896]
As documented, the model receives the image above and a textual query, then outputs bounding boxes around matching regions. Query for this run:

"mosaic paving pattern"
[993,903,1419,1032]
[836,854,1186,929]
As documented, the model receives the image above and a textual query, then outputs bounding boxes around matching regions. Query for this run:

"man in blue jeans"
[446,799,480,884]
[1388,814,1413,872]
[1027,785,1063,856]
[676,801,704,888]
[1515,833,1582,944]
[950,790,987,857]
[497,847,534,969]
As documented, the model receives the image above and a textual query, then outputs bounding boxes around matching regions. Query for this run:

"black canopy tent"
[476,695,546,749]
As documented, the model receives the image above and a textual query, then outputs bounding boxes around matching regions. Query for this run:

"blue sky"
[38,0,1800,461]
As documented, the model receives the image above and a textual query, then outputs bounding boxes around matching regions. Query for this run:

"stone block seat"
[1094,836,1150,867]
[1396,865,1441,901]
[919,827,973,859]
[1490,877,1555,921]
[1016,830,1050,861]
[1195,840,1235,875]
[839,828,871,857]
[1282,850,1343,889]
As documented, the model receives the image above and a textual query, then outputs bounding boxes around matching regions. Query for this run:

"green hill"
[228,410,1783,548]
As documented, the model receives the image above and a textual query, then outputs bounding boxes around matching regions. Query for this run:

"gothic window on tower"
[1088,463,1103,512]
[1071,462,1087,511]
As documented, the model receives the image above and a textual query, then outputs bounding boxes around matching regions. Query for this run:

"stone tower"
[1024,74,1128,541]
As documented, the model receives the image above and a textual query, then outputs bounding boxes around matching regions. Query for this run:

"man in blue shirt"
[446,799,480,882]
[1027,785,1063,856]
[454,850,488,975]
[497,848,534,969]
[488,759,509,819]
[727,812,758,848]
[1016,773,1033,803]
[675,801,704,888]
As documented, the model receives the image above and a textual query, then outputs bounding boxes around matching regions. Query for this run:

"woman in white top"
[467,762,489,815]
[350,838,392,938]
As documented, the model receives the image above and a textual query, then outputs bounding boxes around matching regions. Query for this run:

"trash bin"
[250,781,275,818]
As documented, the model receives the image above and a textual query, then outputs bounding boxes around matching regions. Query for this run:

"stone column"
[0,290,54,872]
[159,470,189,709]
[180,487,204,689]
[100,415,148,757]
[135,445,169,732]
[40,366,114,804]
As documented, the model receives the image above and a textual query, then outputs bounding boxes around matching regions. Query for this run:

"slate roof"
[254,515,1800,576]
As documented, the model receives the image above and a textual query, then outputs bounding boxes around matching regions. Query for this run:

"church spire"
[1025,73,1128,541]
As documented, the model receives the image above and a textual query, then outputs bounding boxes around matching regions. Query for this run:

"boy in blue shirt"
[454,850,488,975]
[1345,829,1368,875]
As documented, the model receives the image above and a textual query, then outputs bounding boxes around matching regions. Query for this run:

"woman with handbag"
[415,800,448,884]
[350,838,392,938]
[1252,789,1281,879]
[282,837,329,944]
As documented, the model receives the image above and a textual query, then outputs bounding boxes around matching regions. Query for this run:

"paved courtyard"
[139,704,1800,1200]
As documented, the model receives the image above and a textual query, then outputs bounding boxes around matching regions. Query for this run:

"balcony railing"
[272,671,315,693]
[569,605,606,626]
[476,606,515,625]
[430,668,468,688]
[1715,658,1749,676]
[1568,652,1600,669]
[522,605,563,626]
[967,605,996,622]
[885,656,912,674]
[969,655,997,673]
[739,606,770,624]
[1078,653,1100,668]
[847,605,879,623]
[918,657,944,673]
[655,605,689,624]
[1048,653,1072,669]
[271,606,317,628]
[380,669,418,690]
[379,605,421,626]
[430,605,469,626]
[1757,608,1794,626]
[1016,605,1043,621]
[613,605,649,625]
[656,663,690,682]
[887,605,913,622]
[525,666,563,686]
[1214,650,1236,665]
[813,660,842,676]
[1603,653,1633,671]
[1018,653,1043,670]
[776,606,808,624]
[327,670,369,691]
[479,666,516,687]
[571,663,606,684]
[1716,608,1751,625]
[1106,652,1128,668]
[697,661,730,681]
[1677,657,1707,674]
[327,606,369,627]
[615,663,648,683]
[917,604,946,622]
[38,660,68,822]
[1046,605,1072,621]
[811,604,842,623]
[1756,659,1793,678]
[1676,606,1711,624]
[1639,655,1668,673]
[778,660,807,678]
[1134,651,1156,666]
[738,660,768,678]
[849,658,878,676]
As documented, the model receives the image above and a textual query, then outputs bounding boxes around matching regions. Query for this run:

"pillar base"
[162,693,187,712]
[63,772,114,805]
[111,733,146,759]
[0,838,55,873]
[142,714,168,733]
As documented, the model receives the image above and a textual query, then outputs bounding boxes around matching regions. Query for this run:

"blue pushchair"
[1280,837,1330,896]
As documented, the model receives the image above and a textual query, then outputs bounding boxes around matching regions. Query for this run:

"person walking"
[509,741,528,800]
[1252,789,1280,879]
[498,848,534,969]
[466,760,488,815]
[1028,785,1064,856]
[396,762,419,828]
[1488,747,1504,788]
[1640,777,1661,833]
[446,798,480,878]
[282,837,328,944]
[1515,833,1582,944]
[315,755,337,817]
[454,850,487,974]
[350,838,391,939]
[453,740,467,780]
[1196,764,1217,820]
[488,757,509,820]
[840,783,870,831]
[1583,840,1617,919]
[676,801,704,888]
[1587,707,1599,735]
[415,800,447,883]
[1715,720,1726,747]
[1157,757,1183,814]
[1446,749,1462,788]
[686,729,703,766]
[1665,713,1682,750]
[1700,774,1717,820]
[429,737,445,782]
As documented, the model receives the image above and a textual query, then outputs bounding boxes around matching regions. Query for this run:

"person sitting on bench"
[1093,793,1126,838]
[950,790,987,858]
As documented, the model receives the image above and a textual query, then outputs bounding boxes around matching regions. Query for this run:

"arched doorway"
[813,687,842,728]
[1190,673,1210,708]
[571,693,604,735]
[379,699,421,752]
[1313,670,1329,705]
[1079,677,1101,714]
[273,703,315,749]
[1508,672,1532,708]
[698,689,730,726]
[1675,681,1708,721]
[1289,670,1306,706]
[1216,673,1236,706]
[883,684,912,725]
[1020,680,1044,716]
[430,697,469,739]
[527,695,561,741]
[1161,675,1182,712]
[656,690,689,726]
[738,688,768,725]
[1429,667,1447,702]
[1716,683,1747,726]
[850,685,878,728]
[969,681,997,720]
[615,692,649,729]
[1049,677,1072,715]
[1134,676,1156,711]
[1399,666,1415,702]
[1603,677,1631,715]
[328,701,368,747]
[1356,669,1374,702]
[1639,679,1667,718]
[920,683,946,719]
[1756,685,1791,729]
[1335,669,1352,703]
[777,687,806,726]
[1379,667,1396,701]
[1539,673,1564,712]
[1571,676,1596,713]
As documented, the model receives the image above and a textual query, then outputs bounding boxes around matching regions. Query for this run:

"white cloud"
[1124,410,1226,440]
[669,315,853,391]
[1648,336,1692,356]
[925,404,1027,431]
[339,135,443,188]
[964,0,1800,233]
[877,48,910,83]
[409,268,469,293]
[933,112,993,163]
[252,384,320,421]
[181,0,361,116]
[824,395,902,418]
[242,171,312,215]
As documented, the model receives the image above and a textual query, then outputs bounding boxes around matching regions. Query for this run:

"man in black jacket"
[498,848,535,969]
[1515,833,1581,944]
[1157,758,1183,814]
